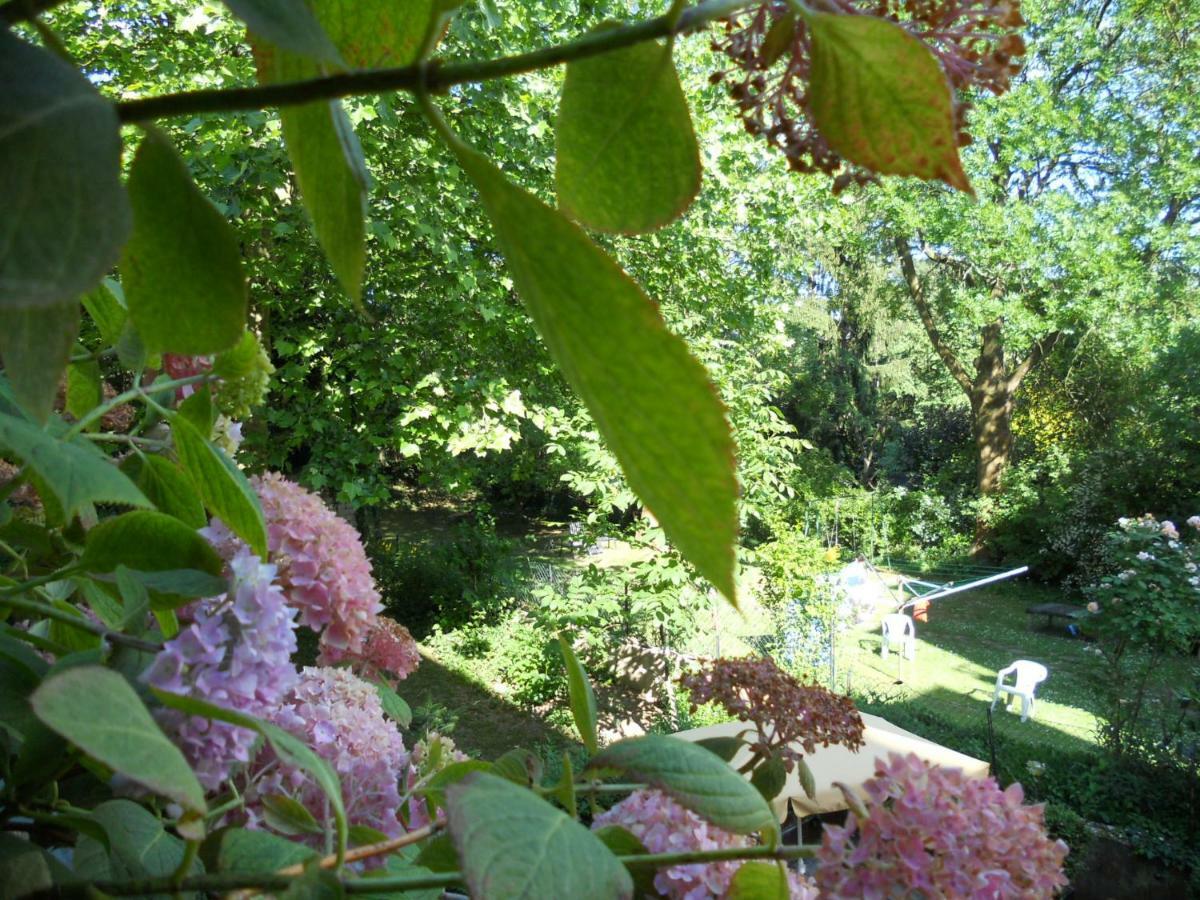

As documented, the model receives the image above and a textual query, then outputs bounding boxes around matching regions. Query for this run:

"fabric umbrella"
[674,713,990,822]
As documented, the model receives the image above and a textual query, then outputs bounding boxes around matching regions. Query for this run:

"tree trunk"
[894,237,1061,556]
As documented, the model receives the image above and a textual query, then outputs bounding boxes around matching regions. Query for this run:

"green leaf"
[556,34,700,233]
[414,834,459,873]
[750,753,787,803]
[66,356,103,428]
[81,510,223,576]
[593,826,656,898]
[0,412,150,520]
[440,126,738,605]
[553,753,576,819]
[375,680,412,728]
[116,565,151,631]
[760,13,797,68]
[178,386,217,439]
[696,735,745,763]
[795,756,816,801]
[123,569,229,606]
[223,0,342,63]
[805,10,971,193]
[48,600,103,653]
[121,128,248,354]
[445,771,633,900]
[81,279,128,347]
[0,833,71,898]
[254,47,368,304]
[30,667,206,814]
[262,793,324,836]
[587,735,775,836]
[213,827,318,873]
[308,0,433,67]
[358,854,443,900]
[0,300,80,423]
[724,861,790,899]
[348,825,390,847]
[0,32,131,310]
[492,748,543,788]
[172,414,268,556]
[558,634,598,754]
[122,454,208,529]
[74,799,203,886]
[421,760,493,815]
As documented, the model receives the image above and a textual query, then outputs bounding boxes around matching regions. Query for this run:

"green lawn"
[838,582,1107,759]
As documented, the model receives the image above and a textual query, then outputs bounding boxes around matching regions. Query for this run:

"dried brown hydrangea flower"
[712,0,1025,191]
[681,656,865,771]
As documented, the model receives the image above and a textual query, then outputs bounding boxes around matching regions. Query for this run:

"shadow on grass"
[398,651,581,763]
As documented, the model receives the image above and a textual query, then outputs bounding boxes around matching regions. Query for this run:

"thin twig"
[0,594,161,653]
[114,0,752,123]
[282,821,442,874]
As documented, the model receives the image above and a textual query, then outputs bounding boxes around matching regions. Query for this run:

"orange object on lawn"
[911,598,931,622]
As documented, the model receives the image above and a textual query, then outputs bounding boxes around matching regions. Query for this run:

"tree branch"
[894,236,973,396]
[33,842,817,897]
[1007,330,1062,393]
[0,0,65,25]
[115,0,752,124]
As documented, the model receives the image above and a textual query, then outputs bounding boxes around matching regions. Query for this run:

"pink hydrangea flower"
[206,473,383,653]
[1187,515,1200,530]
[320,615,420,684]
[592,789,816,899]
[816,754,1068,899]
[246,666,409,840]
[144,549,298,791]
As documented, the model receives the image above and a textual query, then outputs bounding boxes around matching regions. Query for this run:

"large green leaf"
[66,356,103,428]
[805,10,971,193]
[587,735,775,836]
[172,415,268,556]
[556,35,700,233]
[440,128,738,604]
[223,0,342,62]
[121,128,248,354]
[73,799,203,885]
[0,300,80,423]
[0,413,150,520]
[81,279,129,347]
[0,32,131,311]
[81,510,223,575]
[725,861,790,899]
[0,833,71,899]
[30,667,206,814]
[558,635,598,754]
[310,0,433,66]
[445,772,633,900]
[212,827,318,873]
[122,454,208,529]
[254,47,368,304]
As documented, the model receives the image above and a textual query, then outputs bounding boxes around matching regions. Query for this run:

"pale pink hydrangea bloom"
[816,753,1068,899]
[206,472,383,653]
[320,615,420,683]
[592,789,816,899]
[246,666,409,840]
[403,732,469,829]
[1086,601,1099,613]
[1187,515,1200,530]
[1161,521,1180,540]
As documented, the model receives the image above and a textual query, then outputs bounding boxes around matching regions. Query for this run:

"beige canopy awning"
[674,713,990,822]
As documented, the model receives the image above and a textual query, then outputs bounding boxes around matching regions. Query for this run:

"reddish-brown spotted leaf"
[806,11,972,194]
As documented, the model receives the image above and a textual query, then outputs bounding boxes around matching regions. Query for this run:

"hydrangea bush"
[1085,514,1200,756]
[0,0,1074,895]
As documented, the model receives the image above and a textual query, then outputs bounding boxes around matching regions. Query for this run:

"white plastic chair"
[881,614,916,660]
[991,660,1048,722]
